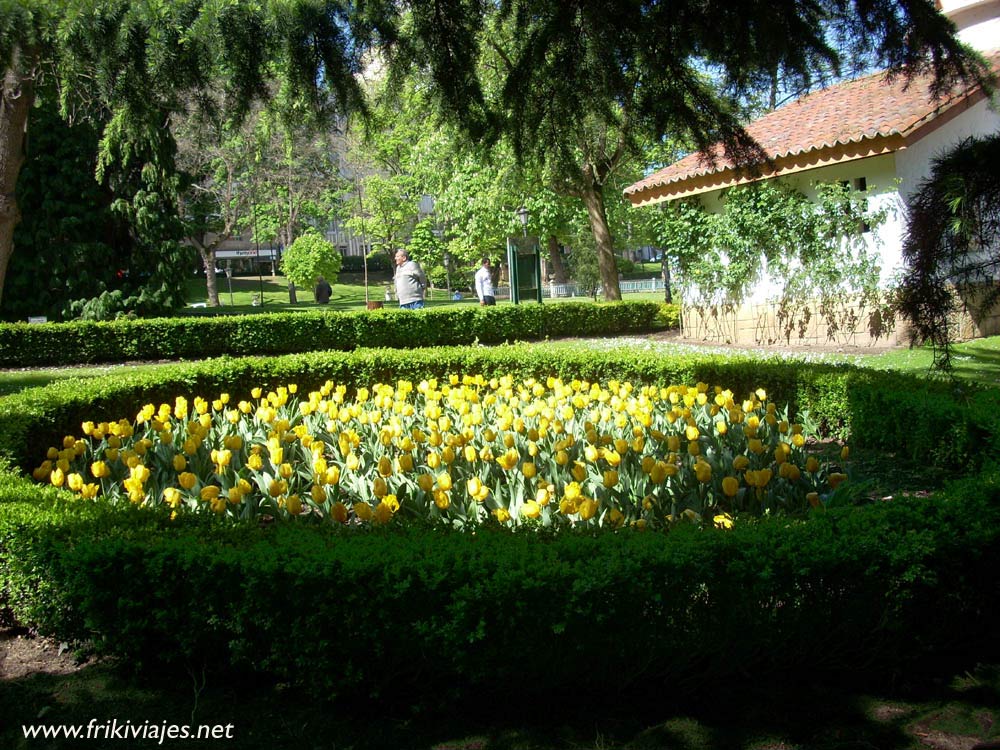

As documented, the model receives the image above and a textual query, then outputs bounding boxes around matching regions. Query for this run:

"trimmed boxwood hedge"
[1,343,998,699]
[0,300,669,367]
[2,467,998,698]
[0,343,994,472]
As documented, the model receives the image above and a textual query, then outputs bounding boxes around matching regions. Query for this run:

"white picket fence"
[494,277,666,300]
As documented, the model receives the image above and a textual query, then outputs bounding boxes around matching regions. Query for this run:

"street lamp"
[516,206,529,237]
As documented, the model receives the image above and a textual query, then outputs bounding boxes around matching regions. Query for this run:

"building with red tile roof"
[624,0,999,347]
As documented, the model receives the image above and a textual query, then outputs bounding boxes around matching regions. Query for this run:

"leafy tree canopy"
[367,0,989,300]
[281,229,343,290]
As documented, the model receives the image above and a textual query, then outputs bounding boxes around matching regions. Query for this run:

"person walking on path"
[314,276,332,304]
[475,257,496,306]
[394,249,428,309]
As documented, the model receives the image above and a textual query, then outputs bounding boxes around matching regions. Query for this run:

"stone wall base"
[680,291,1000,348]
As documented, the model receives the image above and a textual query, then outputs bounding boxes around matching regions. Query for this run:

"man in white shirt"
[474,257,496,306]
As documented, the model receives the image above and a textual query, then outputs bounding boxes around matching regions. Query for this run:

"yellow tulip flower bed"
[32,375,849,530]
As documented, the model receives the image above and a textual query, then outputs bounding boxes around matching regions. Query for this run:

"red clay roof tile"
[625,60,996,200]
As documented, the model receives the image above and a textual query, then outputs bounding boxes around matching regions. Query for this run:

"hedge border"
[2,465,998,698]
[2,343,998,698]
[1,343,995,472]
[0,300,674,367]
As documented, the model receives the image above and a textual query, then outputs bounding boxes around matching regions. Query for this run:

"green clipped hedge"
[0,301,668,367]
[2,467,998,697]
[2,343,999,698]
[1,344,995,473]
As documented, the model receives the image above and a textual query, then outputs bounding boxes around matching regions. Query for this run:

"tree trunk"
[662,258,673,304]
[0,61,34,309]
[579,175,622,301]
[194,239,221,307]
[546,235,569,284]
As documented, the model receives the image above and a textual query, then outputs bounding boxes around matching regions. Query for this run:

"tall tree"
[0,0,367,308]
[375,0,990,301]
[174,109,257,308]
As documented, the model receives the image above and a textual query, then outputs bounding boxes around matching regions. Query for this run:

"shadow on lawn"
[2,650,998,750]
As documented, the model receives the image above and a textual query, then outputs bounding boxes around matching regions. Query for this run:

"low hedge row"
[1,343,995,473]
[2,466,998,698]
[2,343,999,699]
[0,300,669,367]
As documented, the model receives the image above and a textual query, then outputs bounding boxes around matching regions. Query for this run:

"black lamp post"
[516,205,529,237]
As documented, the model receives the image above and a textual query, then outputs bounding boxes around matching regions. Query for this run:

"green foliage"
[2,465,998,697]
[406,217,445,279]
[339,254,390,274]
[343,173,418,263]
[655,181,887,306]
[3,91,193,322]
[280,231,343,289]
[0,301,663,368]
[897,134,1000,369]
[2,95,117,322]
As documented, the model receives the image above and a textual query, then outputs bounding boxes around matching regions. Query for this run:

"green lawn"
[865,334,1000,385]
[182,274,481,315]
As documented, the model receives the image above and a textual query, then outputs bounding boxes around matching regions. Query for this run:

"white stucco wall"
[682,97,999,305]
[941,0,1000,51]
[687,154,904,304]
[895,98,1000,204]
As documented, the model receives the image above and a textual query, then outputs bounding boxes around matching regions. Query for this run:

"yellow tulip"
[521,500,541,519]
[178,472,197,490]
[578,498,598,521]
[354,502,373,521]
[331,502,349,523]
[163,487,182,508]
[722,476,739,497]
[433,490,450,509]
[602,470,619,489]
[713,513,734,530]
[200,485,221,502]
[286,495,303,516]
[437,472,453,491]
[559,497,578,515]
[417,473,434,492]
[374,501,393,524]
